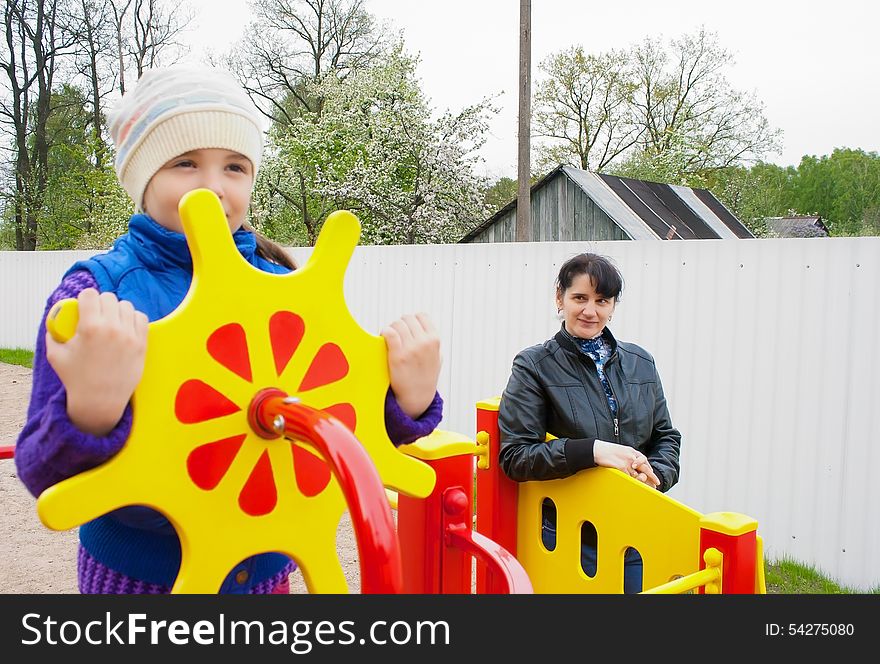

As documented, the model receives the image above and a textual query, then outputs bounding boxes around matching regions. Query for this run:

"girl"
[15,64,444,594]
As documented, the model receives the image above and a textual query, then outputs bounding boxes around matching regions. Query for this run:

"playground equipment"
[472,400,764,594]
[13,189,764,594]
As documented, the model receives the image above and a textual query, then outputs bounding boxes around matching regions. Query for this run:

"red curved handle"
[446,525,533,594]
[0,445,14,460]
[441,487,532,593]
[250,391,402,594]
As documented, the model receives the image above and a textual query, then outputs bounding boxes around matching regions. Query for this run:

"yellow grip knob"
[46,298,79,343]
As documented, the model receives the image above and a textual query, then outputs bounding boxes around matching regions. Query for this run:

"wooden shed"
[460,165,753,242]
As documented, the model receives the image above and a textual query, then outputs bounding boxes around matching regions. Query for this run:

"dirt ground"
[0,362,361,594]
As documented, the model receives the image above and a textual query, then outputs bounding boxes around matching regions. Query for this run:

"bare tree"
[1,0,72,250]
[108,0,190,95]
[225,0,385,123]
[532,46,642,172]
[533,28,781,181]
[107,0,131,93]
[65,0,117,170]
[129,0,189,78]
[631,28,781,173]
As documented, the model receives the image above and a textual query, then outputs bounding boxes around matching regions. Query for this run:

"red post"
[398,454,474,593]
[474,399,520,593]
[699,512,759,594]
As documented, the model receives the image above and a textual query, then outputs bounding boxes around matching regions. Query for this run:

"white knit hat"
[108,64,269,210]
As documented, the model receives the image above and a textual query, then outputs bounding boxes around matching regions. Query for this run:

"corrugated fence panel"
[1,237,878,590]
[838,242,879,585]
[0,250,99,349]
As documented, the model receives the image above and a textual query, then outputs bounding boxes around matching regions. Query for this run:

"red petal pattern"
[291,444,332,497]
[298,343,349,392]
[187,434,247,490]
[180,314,356,516]
[323,403,357,432]
[175,379,241,424]
[207,323,252,381]
[269,311,305,377]
[238,450,277,516]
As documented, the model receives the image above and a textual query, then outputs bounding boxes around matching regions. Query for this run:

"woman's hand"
[381,313,441,419]
[593,440,660,488]
[632,458,661,489]
[46,288,149,437]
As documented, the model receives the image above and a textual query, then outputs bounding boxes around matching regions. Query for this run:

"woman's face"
[142,148,254,233]
[556,273,616,339]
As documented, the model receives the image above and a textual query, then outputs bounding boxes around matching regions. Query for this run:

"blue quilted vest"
[66,213,291,592]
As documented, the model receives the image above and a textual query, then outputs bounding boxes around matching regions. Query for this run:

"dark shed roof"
[460,165,752,242]
[692,189,754,238]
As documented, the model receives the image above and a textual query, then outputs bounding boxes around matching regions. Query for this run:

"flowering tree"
[252,47,495,245]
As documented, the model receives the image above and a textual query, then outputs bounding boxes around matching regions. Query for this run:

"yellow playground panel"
[516,472,764,593]
[473,399,766,594]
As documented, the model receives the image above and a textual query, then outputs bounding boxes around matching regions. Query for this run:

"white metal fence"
[2,236,878,591]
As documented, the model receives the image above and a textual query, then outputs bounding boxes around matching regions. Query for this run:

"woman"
[498,252,681,593]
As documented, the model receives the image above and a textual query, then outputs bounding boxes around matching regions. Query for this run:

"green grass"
[765,556,879,594]
[0,348,33,368]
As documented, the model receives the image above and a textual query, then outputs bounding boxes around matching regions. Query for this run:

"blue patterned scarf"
[570,329,617,417]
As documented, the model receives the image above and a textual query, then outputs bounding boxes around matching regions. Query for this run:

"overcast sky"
[186,0,880,179]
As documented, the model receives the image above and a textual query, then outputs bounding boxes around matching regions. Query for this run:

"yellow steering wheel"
[37,189,435,593]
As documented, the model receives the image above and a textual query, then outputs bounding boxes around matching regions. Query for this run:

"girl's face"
[142,148,255,233]
[556,273,616,339]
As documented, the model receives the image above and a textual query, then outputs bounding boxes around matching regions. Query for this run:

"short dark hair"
[555,253,624,300]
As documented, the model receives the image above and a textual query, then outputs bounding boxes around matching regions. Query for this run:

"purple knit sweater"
[16,270,444,594]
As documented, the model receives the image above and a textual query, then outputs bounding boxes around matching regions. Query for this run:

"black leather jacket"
[498,326,681,492]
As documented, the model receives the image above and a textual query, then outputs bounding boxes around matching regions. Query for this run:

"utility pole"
[516,0,531,242]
